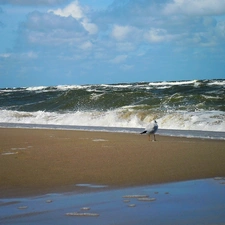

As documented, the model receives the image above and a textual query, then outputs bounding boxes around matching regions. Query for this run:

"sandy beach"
[0,128,225,197]
[1,128,225,224]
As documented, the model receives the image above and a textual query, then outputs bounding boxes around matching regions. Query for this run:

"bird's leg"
[148,134,151,141]
[153,134,156,141]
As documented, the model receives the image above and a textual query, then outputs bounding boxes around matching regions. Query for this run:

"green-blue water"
[0,79,225,133]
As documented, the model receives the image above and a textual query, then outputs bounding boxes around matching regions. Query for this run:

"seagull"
[140,120,158,141]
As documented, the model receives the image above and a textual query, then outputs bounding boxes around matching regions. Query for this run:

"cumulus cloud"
[2,0,225,87]
[108,0,225,47]
[144,28,180,43]
[48,1,83,19]
[80,41,93,50]
[0,0,68,5]
[163,0,225,16]
[11,0,225,55]
[144,28,168,43]
[112,25,133,41]
[48,1,98,34]
[18,10,88,48]
[81,19,98,34]
[25,10,84,31]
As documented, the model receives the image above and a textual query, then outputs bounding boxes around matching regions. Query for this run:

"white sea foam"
[26,86,47,91]
[207,80,225,86]
[56,84,87,91]
[0,109,224,132]
[100,84,133,88]
[202,95,222,100]
[19,79,202,92]
[148,80,198,86]
[158,111,225,131]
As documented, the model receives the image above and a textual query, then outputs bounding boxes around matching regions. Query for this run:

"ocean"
[0,79,225,139]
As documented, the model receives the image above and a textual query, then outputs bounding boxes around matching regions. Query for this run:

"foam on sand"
[123,195,149,198]
[137,197,156,202]
[65,212,99,217]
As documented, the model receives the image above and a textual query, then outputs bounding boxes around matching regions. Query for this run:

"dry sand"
[0,128,225,198]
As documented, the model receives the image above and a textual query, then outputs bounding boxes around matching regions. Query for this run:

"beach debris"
[75,183,108,188]
[214,177,225,184]
[128,204,136,207]
[81,207,90,211]
[92,139,108,142]
[137,197,156,202]
[214,177,225,181]
[66,212,99,217]
[18,206,28,210]
[46,200,53,203]
[2,152,18,156]
[123,195,149,199]
[11,147,27,151]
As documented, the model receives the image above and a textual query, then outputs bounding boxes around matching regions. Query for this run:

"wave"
[1,79,224,94]
[207,80,225,86]
[0,109,225,132]
[0,79,225,132]
[148,80,198,86]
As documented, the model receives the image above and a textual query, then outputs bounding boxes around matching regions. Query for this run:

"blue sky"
[0,0,225,88]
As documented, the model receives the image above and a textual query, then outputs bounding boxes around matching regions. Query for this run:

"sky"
[0,0,225,88]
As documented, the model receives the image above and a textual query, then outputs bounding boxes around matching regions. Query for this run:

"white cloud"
[111,25,133,41]
[2,0,225,88]
[49,1,98,34]
[48,1,83,19]
[109,54,127,64]
[81,19,98,34]
[163,0,225,16]
[19,11,87,49]
[144,28,166,43]
[144,28,178,43]
[27,29,86,46]
[80,41,93,50]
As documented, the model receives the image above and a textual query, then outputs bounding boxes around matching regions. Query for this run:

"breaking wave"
[0,79,225,132]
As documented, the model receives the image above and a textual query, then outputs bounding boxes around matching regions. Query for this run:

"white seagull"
[140,120,158,141]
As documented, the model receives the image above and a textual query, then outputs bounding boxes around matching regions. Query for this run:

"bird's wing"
[146,123,154,132]
[154,124,158,132]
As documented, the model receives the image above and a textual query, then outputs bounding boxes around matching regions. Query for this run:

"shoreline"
[1,127,225,198]
[1,122,225,140]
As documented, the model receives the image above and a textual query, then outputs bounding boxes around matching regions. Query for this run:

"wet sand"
[1,178,225,225]
[0,128,225,198]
